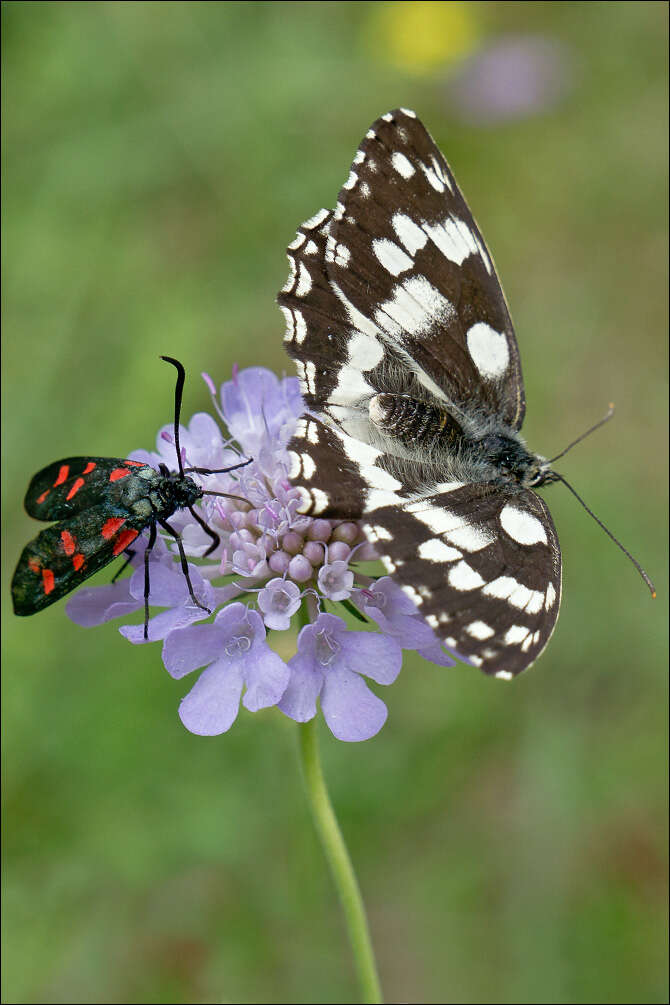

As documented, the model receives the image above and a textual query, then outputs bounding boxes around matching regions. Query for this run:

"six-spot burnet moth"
[11,356,250,638]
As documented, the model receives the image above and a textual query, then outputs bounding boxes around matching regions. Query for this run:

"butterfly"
[277,108,567,679]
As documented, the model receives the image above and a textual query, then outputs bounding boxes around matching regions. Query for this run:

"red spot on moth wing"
[113,528,139,556]
[109,468,132,482]
[123,460,145,467]
[42,568,55,594]
[28,558,41,574]
[72,553,85,571]
[82,461,97,475]
[65,477,85,501]
[37,490,50,504]
[102,517,125,540]
[54,465,70,487]
[60,529,76,555]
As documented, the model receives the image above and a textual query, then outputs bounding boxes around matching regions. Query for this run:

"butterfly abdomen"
[369,393,462,451]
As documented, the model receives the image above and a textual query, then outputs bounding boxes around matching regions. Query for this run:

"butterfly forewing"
[325,109,525,430]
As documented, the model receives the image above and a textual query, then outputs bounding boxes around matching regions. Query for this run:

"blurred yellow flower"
[369,1,481,75]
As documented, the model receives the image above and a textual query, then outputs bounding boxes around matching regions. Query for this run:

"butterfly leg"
[157,516,211,616]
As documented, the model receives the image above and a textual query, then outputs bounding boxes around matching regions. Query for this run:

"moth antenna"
[184,458,252,476]
[201,490,249,504]
[549,405,615,464]
[552,472,656,597]
[160,355,186,478]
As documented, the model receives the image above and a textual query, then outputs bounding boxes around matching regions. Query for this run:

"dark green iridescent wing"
[24,457,150,520]
[11,504,146,615]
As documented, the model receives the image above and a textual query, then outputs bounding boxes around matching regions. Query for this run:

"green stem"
[298,718,383,1004]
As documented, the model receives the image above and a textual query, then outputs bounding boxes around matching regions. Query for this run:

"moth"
[12,357,248,638]
[278,108,653,678]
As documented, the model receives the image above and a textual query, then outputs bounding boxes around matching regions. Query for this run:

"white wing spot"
[303,360,316,395]
[495,670,514,681]
[400,107,416,118]
[418,539,462,562]
[466,322,509,379]
[430,155,453,193]
[448,561,485,591]
[353,150,366,165]
[335,244,351,267]
[505,625,530,645]
[303,240,318,255]
[401,583,422,609]
[545,582,557,610]
[391,151,415,178]
[375,275,456,339]
[423,217,478,266]
[393,211,429,255]
[466,620,495,640]
[500,504,548,546]
[303,208,329,230]
[372,238,414,277]
[287,233,306,251]
[368,524,392,542]
[295,262,312,297]
[343,170,358,190]
[392,212,428,255]
[281,257,296,293]
[445,522,495,553]
[420,161,445,192]
[301,453,316,479]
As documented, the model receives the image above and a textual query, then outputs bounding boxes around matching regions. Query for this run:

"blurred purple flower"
[446,35,572,125]
[66,365,456,741]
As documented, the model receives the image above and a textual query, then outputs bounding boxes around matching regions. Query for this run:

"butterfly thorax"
[369,392,554,490]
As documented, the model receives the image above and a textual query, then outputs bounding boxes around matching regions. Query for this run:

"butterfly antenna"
[552,471,656,597]
[549,404,615,463]
[160,355,186,478]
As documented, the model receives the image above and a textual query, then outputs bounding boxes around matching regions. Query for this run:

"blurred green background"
[2,3,668,1003]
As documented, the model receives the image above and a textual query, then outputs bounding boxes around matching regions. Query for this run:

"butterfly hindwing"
[287,415,561,678]
[361,485,561,679]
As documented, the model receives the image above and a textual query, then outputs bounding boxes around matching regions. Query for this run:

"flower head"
[67,366,456,740]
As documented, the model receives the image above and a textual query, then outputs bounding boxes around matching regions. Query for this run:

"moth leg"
[158,517,211,615]
[143,520,158,640]
[187,504,220,557]
[111,548,137,583]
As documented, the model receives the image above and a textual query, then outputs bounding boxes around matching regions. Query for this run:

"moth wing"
[11,504,145,615]
[24,457,150,520]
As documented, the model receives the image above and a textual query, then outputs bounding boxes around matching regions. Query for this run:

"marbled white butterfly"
[277,108,639,679]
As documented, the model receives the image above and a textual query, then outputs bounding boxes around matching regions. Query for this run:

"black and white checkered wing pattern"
[287,415,561,678]
[325,108,525,429]
[279,109,562,678]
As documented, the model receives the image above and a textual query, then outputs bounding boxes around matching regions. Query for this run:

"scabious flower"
[67,366,456,740]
